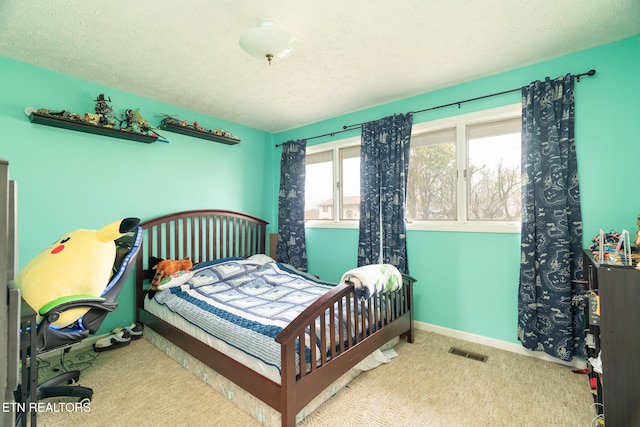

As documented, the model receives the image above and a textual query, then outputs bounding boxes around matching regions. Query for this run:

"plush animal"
[148,257,193,299]
[16,218,140,328]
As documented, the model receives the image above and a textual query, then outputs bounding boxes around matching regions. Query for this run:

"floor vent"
[448,347,488,362]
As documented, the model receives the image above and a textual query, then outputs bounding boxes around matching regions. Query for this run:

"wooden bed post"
[280,340,296,427]
[269,233,278,261]
[403,274,417,343]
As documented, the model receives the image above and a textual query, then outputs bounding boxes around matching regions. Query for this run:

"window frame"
[408,103,522,233]
[304,103,522,233]
[305,135,361,229]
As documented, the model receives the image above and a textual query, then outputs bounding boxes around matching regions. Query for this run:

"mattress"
[144,295,283,383]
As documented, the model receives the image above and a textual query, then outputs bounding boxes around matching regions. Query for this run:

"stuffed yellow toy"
[16,218,140,328]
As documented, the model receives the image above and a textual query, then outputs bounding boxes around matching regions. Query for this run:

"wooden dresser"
[583,250,640,426]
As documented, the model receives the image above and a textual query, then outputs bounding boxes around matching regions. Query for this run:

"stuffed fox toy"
[148,257,193,299]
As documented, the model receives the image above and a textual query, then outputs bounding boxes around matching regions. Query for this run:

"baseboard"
[414,320,586,368]
[37,333,110,362]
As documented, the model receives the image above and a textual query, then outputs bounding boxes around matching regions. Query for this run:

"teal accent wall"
[275,35,640,345]
[0,57,276,334]
[2,35,638,344]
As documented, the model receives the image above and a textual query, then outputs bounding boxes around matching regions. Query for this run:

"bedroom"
[1,1,639,426]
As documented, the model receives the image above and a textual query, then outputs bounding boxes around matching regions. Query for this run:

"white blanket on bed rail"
[340,264,403,301]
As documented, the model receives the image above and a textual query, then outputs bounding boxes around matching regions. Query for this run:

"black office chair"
[18,224,142,404]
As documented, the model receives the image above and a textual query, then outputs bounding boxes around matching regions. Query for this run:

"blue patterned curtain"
[517,74,584,361]
[277,139,308,271]
[357,113,412,274]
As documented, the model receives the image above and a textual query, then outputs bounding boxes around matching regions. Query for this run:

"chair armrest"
[38,295,114,316]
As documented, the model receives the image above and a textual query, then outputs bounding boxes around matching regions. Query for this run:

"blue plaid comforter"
[153,258,337,372]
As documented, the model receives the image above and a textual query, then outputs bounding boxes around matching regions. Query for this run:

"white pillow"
[156,270,195,290]
[247,254,276,265]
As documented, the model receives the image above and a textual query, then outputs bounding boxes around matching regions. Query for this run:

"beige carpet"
[34,330,596,426]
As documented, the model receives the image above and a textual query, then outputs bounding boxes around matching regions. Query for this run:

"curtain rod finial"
[576,69,596,82]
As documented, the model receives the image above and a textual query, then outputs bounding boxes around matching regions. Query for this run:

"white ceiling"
[1,1,638,133]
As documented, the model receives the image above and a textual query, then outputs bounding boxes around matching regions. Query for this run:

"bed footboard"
[276,274,415,426]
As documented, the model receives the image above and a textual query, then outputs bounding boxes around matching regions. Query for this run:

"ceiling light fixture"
[239,21,297,65]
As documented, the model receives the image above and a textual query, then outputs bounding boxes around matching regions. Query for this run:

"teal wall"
[0,57,276,334]
[275,35,640,344]
[2,35,638,344]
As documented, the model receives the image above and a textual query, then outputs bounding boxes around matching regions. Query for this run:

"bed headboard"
[135,209,268,307]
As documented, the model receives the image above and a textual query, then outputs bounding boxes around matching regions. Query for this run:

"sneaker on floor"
[93,329,131,352]
[110,322,143,340]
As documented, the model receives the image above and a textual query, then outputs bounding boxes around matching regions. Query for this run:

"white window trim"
[305,103,522,233]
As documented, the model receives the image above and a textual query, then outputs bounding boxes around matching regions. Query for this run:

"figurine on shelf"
[119,109,135,131]
[156,117,239,143]
[84,113,100,125]
[119,108,155,135]
[118,109,164,138]
[94,94,116,127]
[37,108,66,116]
[156,114,180,126]
[134,109,150,133]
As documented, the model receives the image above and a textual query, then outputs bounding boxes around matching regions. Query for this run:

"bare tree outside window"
[407,142,456,220]
[467,119,521,221]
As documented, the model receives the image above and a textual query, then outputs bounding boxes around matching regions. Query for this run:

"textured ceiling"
[0,0,638,133]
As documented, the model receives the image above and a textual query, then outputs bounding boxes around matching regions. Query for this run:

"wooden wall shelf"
[29,112,159,144]
[159,120,240,145]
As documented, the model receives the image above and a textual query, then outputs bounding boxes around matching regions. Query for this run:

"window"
[407,104,521,232]
[339,146,360,220]
[305,151,334,220]
[406,127,457,220]
[466,118,521,221]
[305,138,360,223]
[305,104,521,232]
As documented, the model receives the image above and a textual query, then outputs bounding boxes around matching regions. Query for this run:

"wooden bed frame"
[135,209,416,426]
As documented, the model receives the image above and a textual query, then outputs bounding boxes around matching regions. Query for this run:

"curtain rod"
[274,127,358,147]
[275,69,595,147]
